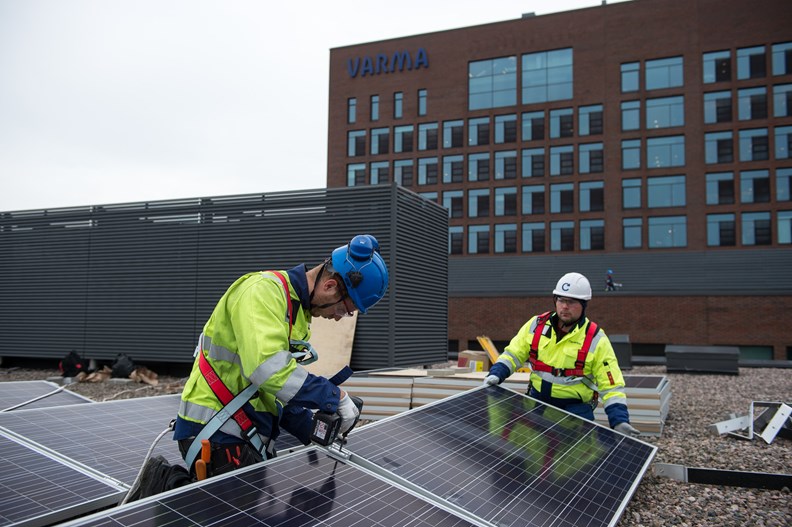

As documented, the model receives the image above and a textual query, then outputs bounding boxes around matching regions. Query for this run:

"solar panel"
[0,381,93,411]
[0,431,124,527]
[58,447,479,527]
[348,386,656,527]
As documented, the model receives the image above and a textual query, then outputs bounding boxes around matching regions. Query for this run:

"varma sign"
[347,48,429,78]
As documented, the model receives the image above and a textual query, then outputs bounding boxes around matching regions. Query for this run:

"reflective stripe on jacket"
[497,313,628,412]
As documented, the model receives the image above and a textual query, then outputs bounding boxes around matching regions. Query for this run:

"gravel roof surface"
[1,364,789,527]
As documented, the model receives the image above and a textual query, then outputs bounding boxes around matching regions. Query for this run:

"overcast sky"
[0,0,630,213]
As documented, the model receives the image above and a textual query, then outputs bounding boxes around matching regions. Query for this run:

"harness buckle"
[241,426,259,442]
[551,367,566,377]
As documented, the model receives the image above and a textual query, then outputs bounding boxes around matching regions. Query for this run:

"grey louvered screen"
[0,185,448,370]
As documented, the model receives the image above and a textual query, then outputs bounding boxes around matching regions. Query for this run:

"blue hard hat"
[608,269,613,274]
[331,234,389,313]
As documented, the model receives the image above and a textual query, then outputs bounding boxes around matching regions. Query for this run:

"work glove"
[483,374,501,386]
[614,422,641,437]
[337,393,360,434]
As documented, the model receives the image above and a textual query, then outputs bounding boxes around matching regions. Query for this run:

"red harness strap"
[197,270,294,435]
[528,311,599,377]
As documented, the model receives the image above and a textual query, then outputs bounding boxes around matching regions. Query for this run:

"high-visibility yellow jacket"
[492,313,630,427]
[175,265,342,444]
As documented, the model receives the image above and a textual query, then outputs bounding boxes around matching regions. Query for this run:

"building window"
[443,120,464,148]
[418,157,438,185]
[495,114,518,143]
[737,46,766,80]
[495,187,518,216]
[706,172,735,205]
[703,50,731,83]
[469,56,517,110]
[775,125,792,159]
[648,216,687,248]
[550,108,574,138]
[772,42,792,76]
[647,175,686,208]
[442,155,464,184]
[647,136,685,168]
[646,96,685,128]
[370,162,389,185]
[347,130,366,157]
[370,95,379,121]
[495,151,518,180]
[468,117,490,146]
[495,224,518,253]
[741,212,771,245]
[550,145,574,176]
[704,91,732,123]
[740,170,770,203]
[468,225,490,254]
[774,84,792,118]
[522,185,545,215]
[580,219,605,250]
[371,128,390,156]
[707,214,736,246]
[551,221,575,251]
[622,139,641,170]
[621,62,639,92]
[418,89,427,116]
[419,192,437,203]
[622,178,642,209]
[449,226,464,254]
[551,183,574,213]
[779,211,792,244]
[394,159,414,186]
[522,222,545,252]
[394,125,414,153]
[738,87,768,120]
[418,122,439,151]
[468,153,490,181]
[778,168,792,201]
[394,92,403,118]
[579,143,604,174]
[347,97,357,124]
[705,131,733,164]
[645,56,683,90]
[346,163,365,186]
[580,181,604,212]
[522,148,545,178]
[468,189,490,218]
[621,100,640,131]
[522,48,573,104]
[443,190,464,218]
[579,105,603,136]
[522,111,545,141]
[738,128,769,162]
[623,218,642,249]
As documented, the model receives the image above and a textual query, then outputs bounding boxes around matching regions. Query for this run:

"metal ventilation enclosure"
[0,185,448,370]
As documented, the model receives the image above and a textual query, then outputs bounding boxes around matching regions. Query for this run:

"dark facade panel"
[449,248,792,297]
[0,185,448,370]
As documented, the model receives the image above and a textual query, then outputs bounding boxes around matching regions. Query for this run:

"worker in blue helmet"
[127,235,388,501]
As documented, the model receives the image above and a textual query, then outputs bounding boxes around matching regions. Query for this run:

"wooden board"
[301,312,357,377]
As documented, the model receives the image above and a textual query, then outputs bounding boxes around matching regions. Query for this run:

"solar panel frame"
[0,381,93,412]
[346,385,657,527]
[57,447,483,527]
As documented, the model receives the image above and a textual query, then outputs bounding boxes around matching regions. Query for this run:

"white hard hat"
[553,272,592,301]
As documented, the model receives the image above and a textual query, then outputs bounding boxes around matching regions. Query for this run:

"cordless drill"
[310,395,363,446]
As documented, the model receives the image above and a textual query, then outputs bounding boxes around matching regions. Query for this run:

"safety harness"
[185,271,294,470]
[528,311,599,377]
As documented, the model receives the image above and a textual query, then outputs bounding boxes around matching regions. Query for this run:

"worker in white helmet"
[484,272,640,437]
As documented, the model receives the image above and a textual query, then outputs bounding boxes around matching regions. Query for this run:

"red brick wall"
[450,296,792,360]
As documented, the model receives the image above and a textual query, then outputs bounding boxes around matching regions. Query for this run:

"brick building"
[327,0,792,361]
